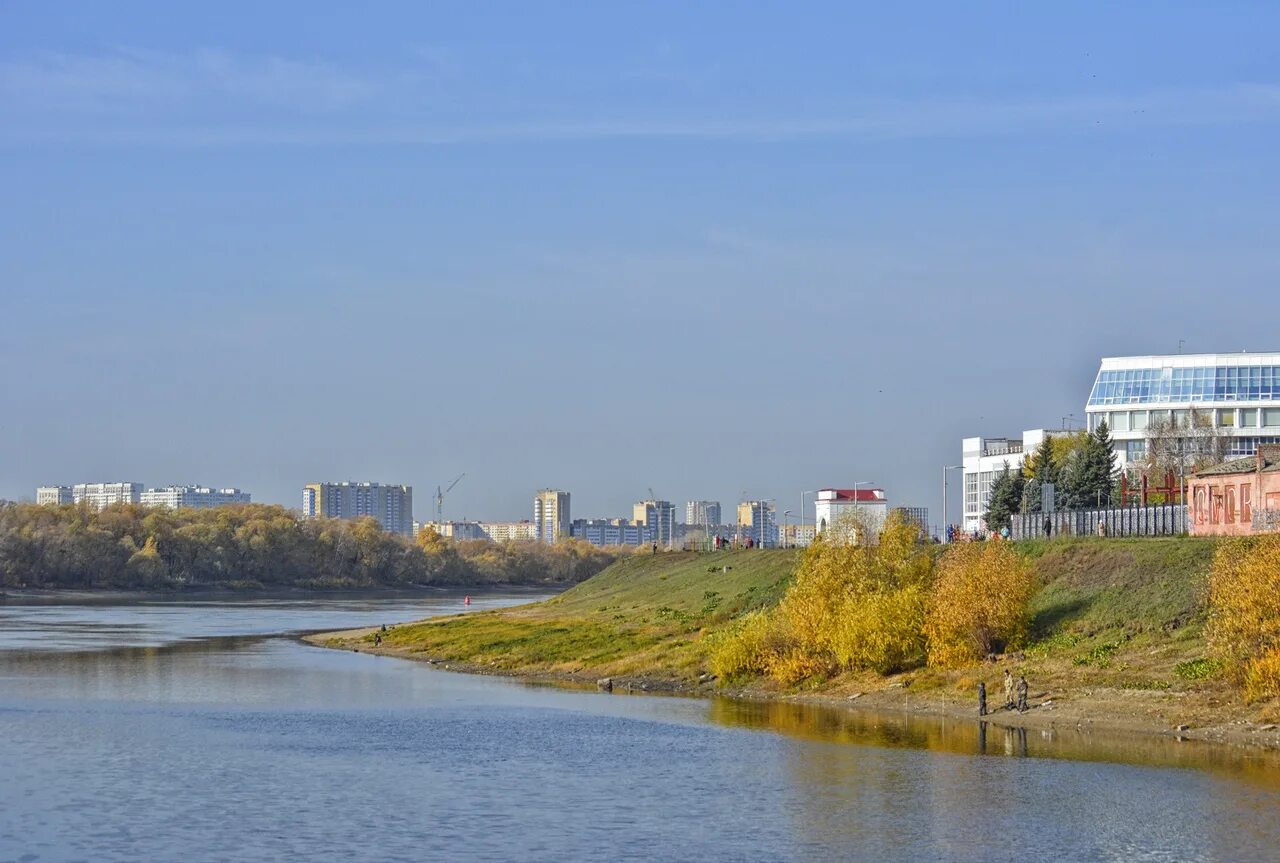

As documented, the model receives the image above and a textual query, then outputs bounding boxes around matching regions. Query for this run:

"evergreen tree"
[984,462,1025,534]
[1065,420,1118,508]
[1022,434,1059,513]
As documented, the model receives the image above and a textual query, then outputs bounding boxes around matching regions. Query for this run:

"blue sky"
[2,2,1278,526]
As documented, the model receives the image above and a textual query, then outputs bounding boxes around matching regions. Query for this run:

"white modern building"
[685,500,722,529]
[140,486,251,510]
[1085,353,1280,467]
[301,482,413,537]
[960,430,1063,534]
[533,489,571,543]
[36,486,74,505]
[72,482,143,510]
[814,488,887,544]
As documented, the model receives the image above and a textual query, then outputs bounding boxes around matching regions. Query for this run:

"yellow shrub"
[1208,535,1280,690]
[1244,647,1280,703]
[708,610,784,680]
[713,511,937,684]
[924,541,1034,669]
[830,585,927,674]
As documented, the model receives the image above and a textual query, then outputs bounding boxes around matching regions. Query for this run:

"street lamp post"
[942,465,963,542]
[852,480,873,544]
[800,489,817,546]
[782,510,794,548]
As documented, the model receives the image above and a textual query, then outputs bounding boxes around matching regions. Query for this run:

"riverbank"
[307,541,1280,753]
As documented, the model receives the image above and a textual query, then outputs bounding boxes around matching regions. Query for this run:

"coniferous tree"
[1022,434,1059,513]
[1066,420,1118,508]
[984,462,1025,534]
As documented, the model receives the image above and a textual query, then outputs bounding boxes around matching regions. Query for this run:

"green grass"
[379,549,801,679]
[368,537,1221,689]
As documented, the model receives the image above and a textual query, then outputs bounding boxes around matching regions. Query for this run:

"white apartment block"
[36,486,74,505]
[140,486,251,510]
[302,481,413,537]
[685,500,722,528]
[533,489,571,542]
[481,521,539,543]
[72,482,143,510]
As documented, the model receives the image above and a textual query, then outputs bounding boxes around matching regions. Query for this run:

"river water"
[2,593,1279,862]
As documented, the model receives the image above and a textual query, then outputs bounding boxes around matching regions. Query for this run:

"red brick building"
[1188,445,1280,536]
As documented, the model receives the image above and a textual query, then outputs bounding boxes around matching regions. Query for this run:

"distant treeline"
[0,503,622,591]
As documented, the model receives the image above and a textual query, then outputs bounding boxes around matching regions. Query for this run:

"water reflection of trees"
[709,698,1280,859]
[707,697,1280,789]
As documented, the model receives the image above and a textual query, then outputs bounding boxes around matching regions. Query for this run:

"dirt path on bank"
[302,629,1280,754]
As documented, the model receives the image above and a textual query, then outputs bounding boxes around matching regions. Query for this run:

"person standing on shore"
[977,681,987,716]
[1003,669,1015,710]
[1016,674,1029,713]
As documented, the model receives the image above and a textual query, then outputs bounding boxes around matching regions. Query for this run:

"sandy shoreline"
[303,627,1280,755]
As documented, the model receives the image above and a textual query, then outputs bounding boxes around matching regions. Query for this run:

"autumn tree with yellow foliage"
[923,540,1035,669]
[1207,535,1280,702]
[711,512,934,683]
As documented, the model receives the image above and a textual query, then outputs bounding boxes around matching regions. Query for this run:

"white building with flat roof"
[36,486,74,505]
[1085,353,1280,467]
[73,482,143,510]
[141,486,251,510]
[961,430,1064,534]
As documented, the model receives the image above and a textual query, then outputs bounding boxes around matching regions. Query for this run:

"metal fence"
[1254,509,1280,533]
[1009,504,1187,540]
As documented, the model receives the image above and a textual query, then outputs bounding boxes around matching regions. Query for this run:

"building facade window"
[1242,483,1253,524]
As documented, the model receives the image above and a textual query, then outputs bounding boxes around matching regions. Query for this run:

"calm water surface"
[2,593,1279,862]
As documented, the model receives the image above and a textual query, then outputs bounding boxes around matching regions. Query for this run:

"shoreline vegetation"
[0,502,623,591]
[311,534,1280,753]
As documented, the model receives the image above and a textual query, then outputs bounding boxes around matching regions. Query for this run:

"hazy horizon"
[4,3,1279,526]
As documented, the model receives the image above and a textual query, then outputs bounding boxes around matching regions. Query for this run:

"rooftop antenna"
[1178,339,1185,354]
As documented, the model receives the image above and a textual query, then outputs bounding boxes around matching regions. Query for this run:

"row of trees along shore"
[0,502,621,590]
[984,422,1119,533]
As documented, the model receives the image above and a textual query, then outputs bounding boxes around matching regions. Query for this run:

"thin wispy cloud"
[2,47,1279,146]
[0,47,374,114]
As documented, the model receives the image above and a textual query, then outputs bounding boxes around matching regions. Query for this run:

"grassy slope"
[364,538,1222,692]
[378,550,799,680]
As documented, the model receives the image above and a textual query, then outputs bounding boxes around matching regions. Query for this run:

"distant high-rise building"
[533,489,571,542]
[141,486,251,510]
[36,486,74,506]
[301,482,413,537]
[737,500,778,547]
[633,500,676,546]
[685,500,722,528]
[891,506,930,538]
[73,482,143,510]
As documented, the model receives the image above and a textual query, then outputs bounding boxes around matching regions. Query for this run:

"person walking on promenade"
[1043,516,1052,538]
[1016,674,1029,713]
[1003,669,1015,710]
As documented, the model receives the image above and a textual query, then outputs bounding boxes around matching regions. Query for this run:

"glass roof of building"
[1087,365,1280,406]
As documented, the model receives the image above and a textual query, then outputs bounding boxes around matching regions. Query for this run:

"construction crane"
[436,473,465,523]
